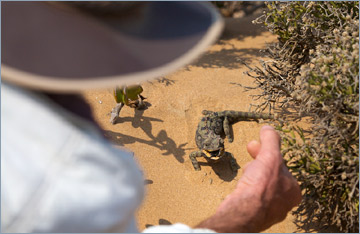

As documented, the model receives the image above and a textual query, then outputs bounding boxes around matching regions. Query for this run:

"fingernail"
[261,125,274,131]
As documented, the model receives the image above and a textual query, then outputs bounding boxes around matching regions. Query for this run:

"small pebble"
[99,100,102,104]
[209,178,213,185]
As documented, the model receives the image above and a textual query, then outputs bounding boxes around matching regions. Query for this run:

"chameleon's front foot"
[128,97,146,110]
[189,151,202,171]
[136,99,146,110]
[136,94,146,110]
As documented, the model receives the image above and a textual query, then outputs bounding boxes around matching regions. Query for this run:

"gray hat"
[1,1,223,92]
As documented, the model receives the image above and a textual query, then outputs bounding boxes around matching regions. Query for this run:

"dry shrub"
[243,1,359,232]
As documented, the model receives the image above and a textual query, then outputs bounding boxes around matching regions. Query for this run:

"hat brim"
[1,1,223,92]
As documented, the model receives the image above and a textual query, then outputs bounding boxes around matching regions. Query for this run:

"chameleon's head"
[201,133,225,160]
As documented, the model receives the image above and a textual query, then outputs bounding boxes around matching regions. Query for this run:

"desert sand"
[82,15,299,233]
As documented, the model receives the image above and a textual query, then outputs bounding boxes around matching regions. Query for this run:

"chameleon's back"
[195,110,273,150]
[202,110,273,122]
[195,115,224,150]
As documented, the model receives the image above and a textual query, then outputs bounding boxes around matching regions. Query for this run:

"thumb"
[257,125,282,163]
[247,140,261,159]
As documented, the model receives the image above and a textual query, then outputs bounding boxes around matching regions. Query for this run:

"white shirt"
[1,84,214,233]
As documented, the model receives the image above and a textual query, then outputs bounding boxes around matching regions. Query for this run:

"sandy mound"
[83,15,299,233]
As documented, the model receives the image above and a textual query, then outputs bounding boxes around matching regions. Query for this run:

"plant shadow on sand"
[104,108,190,163]
[185,14,270,71]
[148,77,176,86]
[189,47,263,70]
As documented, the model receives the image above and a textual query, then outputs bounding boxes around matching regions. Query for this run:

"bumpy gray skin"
[189,110,273,171]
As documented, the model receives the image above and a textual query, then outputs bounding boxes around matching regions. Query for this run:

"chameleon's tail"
[202,110,274,120]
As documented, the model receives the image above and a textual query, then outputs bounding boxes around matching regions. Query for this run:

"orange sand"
[83,15,299,233]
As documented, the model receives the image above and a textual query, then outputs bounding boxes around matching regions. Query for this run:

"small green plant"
[243,1,359,232]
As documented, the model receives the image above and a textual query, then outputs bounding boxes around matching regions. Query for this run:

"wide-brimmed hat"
[1,1,223,92]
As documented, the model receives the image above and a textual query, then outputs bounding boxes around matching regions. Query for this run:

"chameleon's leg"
[110,102,124,124]
[223,116,233,143]
[136,94,146,109]
[189,151,203,171]
[226,152,239,172]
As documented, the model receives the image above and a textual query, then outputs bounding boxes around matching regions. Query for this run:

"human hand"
[196,125,302,233]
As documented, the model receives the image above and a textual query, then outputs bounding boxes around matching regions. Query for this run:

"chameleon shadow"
[197,156,240,182]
